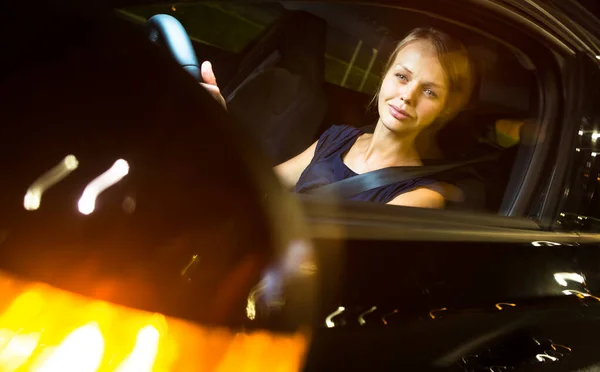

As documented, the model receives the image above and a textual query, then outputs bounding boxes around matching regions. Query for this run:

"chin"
[380,114,417,135]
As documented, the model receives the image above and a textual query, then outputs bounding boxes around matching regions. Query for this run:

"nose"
[400,81,419,105]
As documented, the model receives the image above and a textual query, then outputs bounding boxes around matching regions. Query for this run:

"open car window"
[117,1,556,224]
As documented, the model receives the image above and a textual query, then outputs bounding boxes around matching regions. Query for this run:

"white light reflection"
[592,152,598,157]
[114,325,160,372]
[553,272,585,287]
[358,306,377,325]
[576,148,581,152]
[536,353,558,362]
[325,306,345,328]
[593,132,600,141]
[596,55,600,60]
[24,155,79,211]
[579,130,584,135]
[78,159,130,215]
[246,278,267,321]
[562,289,600,301]
[36,322,104,372]
[531,241,561,247]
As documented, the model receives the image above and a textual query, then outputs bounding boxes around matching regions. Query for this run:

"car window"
[118,1,544,217]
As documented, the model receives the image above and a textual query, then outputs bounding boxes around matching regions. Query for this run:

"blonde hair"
[372,27,475,126]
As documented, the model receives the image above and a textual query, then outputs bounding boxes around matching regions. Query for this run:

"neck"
[362,119,422,166]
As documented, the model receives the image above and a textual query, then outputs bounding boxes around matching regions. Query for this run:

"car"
[1,0,600,370]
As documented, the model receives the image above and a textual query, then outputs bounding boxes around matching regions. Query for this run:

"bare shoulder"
[388,187,445,209]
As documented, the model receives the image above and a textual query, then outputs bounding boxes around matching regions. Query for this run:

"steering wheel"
[147,14,202,82]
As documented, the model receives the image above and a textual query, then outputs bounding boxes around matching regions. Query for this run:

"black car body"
[1,0,600,371]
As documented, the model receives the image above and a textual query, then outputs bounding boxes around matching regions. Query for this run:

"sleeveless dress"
[294,125,437,203]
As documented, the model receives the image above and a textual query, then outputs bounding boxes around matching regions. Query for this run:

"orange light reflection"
[0,271,309,371]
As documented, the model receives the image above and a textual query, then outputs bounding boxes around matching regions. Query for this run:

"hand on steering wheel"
[200,61,227,110]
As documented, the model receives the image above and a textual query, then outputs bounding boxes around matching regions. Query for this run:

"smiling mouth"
[388,104,413,120]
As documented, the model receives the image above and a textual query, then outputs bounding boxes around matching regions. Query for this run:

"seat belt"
[307,153,499,199]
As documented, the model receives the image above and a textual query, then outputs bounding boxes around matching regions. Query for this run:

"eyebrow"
[396,64,445,90]
[423,81,444,89]
[397,64,413,75]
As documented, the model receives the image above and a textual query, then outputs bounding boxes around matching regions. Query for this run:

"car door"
[294,2,600,370]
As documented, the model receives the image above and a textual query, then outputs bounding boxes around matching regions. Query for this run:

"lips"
[388,104,413,120]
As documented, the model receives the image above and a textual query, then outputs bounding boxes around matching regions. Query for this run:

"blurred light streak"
[114,326,160,372]
[428,307,447,319]
[536,353,557,362]
[531,241,561,246]
[246,279,268,321]
[357,306,376,325]
[562,289,600,301]
[36,322,104,372]
[78,159,129,215]
[0,271,309,371]
[24,155,79,211]
[551,343,572,352]
[325,307,345,328]
[553,272,585,287]
[381,309,398,325]
[495,303,516,310]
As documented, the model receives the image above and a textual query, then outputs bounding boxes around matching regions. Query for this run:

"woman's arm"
[273,141,318,189]
[388,187,445,208]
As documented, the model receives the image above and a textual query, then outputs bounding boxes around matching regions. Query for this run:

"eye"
[424,88,437,98]
[395,73,408,82]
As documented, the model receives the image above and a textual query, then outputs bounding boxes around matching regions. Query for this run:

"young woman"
[201,28,475,208]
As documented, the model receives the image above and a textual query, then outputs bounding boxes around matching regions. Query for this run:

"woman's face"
[377,40,449,136]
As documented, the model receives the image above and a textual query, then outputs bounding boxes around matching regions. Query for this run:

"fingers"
[200,82,227,110]
[201,61,217,86]
[200,82,220,94]
[200,61,225,109]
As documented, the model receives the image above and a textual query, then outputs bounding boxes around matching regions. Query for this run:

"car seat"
[438,47,536,212]
[224,11,328,165]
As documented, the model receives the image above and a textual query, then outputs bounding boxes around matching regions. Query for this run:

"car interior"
[118,1,540,215]
[2,1,597,370]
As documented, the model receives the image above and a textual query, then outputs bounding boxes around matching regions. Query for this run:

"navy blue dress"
[294,125,436,203]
